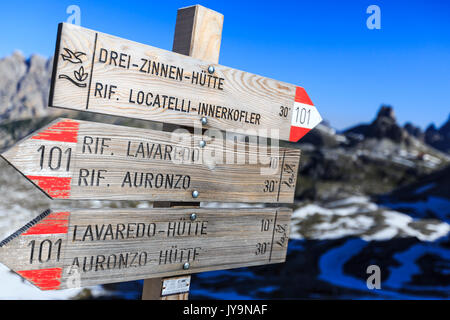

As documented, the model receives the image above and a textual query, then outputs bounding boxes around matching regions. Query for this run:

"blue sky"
[0,0,449,130]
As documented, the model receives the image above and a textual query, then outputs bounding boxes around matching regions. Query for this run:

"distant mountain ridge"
[0,51,58,122]
[344,105,450,154]
[345,106,406,143]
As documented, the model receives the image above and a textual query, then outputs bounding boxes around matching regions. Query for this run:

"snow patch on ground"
[291,197,450,241]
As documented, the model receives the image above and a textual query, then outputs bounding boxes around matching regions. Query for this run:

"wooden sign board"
[49,23,322,142]
[1,118,300,203]
[0,207,291,290]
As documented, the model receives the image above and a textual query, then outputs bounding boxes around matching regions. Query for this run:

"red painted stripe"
[23,212,70,235]
[32,119,79,143]
[17,268,62,290]
[295,86,314,106]
[26,176,71,199]
[289,126,311,142]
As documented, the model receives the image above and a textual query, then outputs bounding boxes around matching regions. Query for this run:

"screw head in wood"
[201,116,208,125]
[208,65,215,74]
[199,140,206,148]
[183,262,190,270]
[192,190,199,198]
[190,213,197,221]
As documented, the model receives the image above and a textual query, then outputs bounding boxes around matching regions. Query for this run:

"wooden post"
[172,4,223,64]
[141,4,224,300]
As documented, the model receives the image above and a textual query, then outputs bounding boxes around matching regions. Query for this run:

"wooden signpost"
[0,5,315,300]
[49,23,322,142]
[141,6,223,300]
[2,117,300,203]
[0,207,291,290]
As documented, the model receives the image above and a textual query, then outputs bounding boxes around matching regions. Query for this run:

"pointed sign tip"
[289,102,323,142]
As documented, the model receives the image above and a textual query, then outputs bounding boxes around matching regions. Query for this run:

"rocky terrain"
[295,106,449,201]
[0,52,54,122]
[0,52,448,299]
[405,116,450,155]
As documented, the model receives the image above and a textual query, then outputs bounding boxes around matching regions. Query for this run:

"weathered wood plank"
[1,118,300,203]
[0,207,292,290]
[49,23,322,142]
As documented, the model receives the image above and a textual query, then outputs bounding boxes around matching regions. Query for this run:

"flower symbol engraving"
[58,47,89,87]
[74,66,88,82]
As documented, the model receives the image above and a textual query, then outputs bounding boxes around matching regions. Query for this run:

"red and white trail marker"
[289,87,323,142]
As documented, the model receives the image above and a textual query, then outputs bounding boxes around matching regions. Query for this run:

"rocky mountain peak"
[425,123,437,133]
[0,52,56,122]
[439,114,450,137]
[341,105,450,154]
[404,122,424,141]
[11,50,25,62]
[369,105,405,142]
[375,105,396,122]
[424,116,450,153]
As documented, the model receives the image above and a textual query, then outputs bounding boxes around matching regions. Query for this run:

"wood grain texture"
[142,277,166,300]
[49,22,319,142]
[0,207,292,290]
[1,118,300,203]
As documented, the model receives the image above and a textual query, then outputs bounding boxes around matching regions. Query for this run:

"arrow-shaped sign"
[0,207,291,290]
[49,23,322,142]
[1,118,300,203]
